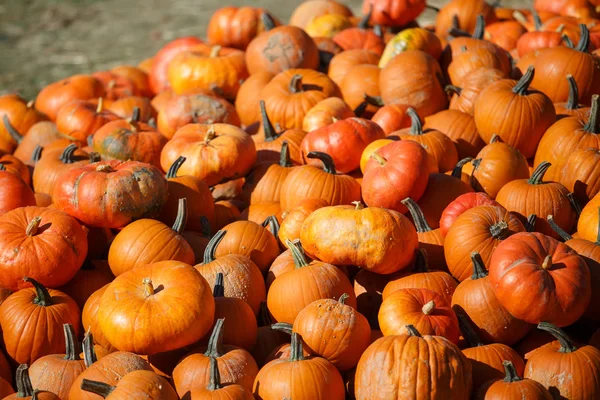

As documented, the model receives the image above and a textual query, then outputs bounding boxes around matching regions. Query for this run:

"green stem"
[204,318,226,358]
[472,14,485,40]
[512,66,535,95]
[562,34,574,48]
[401,197,431,233]
[537,322,576,353]
[289,332,305,361]
[261,12,276,31]
[286,239,309,269]
[166,156,186,179]
[2,115,23,144]
[363,94,384,107]
[502,360,522,382]
[31,146,43,163]
[257,302,274,327]
[289,75,303,94]
[452,157,473,179]
[60,144,79,164]
[532,9,542,31]
[584,95,600,134]
[306,152,337,174]
[262,215,280,238]
[470,252,488,280]
[407,108,423,135]
[338,293,349,304]
[445,85,462,96]
[546,215,573,242]
[259,100,280,142]
[15,364,34,397]
[528,162,551,184]
[171,198,188,234]
[567,193,582,217]
[213,273,225,297]
[82,331,97,368]
[489,220,510,240]
[575,24,590,52]
[207,357,222,391]
[202,230,227,264]
[565,75,580,110]
[271,322,293,335]
[279,141,292,167]
[200,216,211,238]
[23,277,53,307]
[63,324,81,361]
[405,325,422,337]
[526,214,537,233]
[456,309,483,347]
[80,379,115,397]
[358,5,372,29]
[412,249,429,272]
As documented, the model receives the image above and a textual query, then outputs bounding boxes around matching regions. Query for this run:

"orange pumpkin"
[207,7,280,50]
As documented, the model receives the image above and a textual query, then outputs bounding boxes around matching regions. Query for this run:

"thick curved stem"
[80,379,115,397]
[204,318,226,357]
[363,94,384,107]
[289,74,303,94]
[405,325,422,337]
[526,214,537,232]
[82,331,97,367]
[60,144,79,164]
[338,293,349,304]
[207,356,222,391]
[562,34,574,48]
[171,198,188,234]
[2,115,23,144]
[213,273,225,297]
[546,215,573,241]
[575,24,590,52]
[528,161,551,184]
[166,156,186,179]
[15,364,34,397]
[532,9,542,31]
[290,332,305,361]
[567,193,582,217]
[445,85,462,96]
[452,157,473,179]
[407,108,423,135]
[584,95,600,134]
[23,277,53,306]
[286,239,309,268]
[262,215,280,238]
[257,302,274,327]
[259,100,280,142]
[63,324,81,361]
[412,249,429,273]
[203,230,227,264]
[306,151,337,174]
[31,145,43,163]
[503,360,523,382]
[565,75,580,110]
[353,101,368,118]
[200,216,211,238]
[537,322,576,353]
[401,197,432,233]
[456,309,484,347]
[261,12,276,31]
[271,322,293,334]
[513,66,535,95]
[470,252,488,280]
[279,141,292,167]
[489,220,509,240]
[472,14,485,40]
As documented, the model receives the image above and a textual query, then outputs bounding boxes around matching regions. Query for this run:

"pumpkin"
[0,278,80,365]
[0,95,47,153]
[302,97,355,132]
[452,252,533,345]
[279,151,361,212]
[489,232,591,326]
[456,310,525,393]
[291,293,371,370]
[235,71,275,128]
[445,206,525,282]
[289,0,353,29]
[339,64,381,118]
[35,75,105,121]
[354,325,472,399]
[301,117,384,173]
[474,67,557,158]
[553,74,591,118]
[110,65,153,97]
[447,67,508,116]
[531,25,600,104]
[470,136,531,199]
[578,194,600,242]
[495,162,577,237]
[240,202,283,226]
[516,20,566,58]
[402,198,446,269]
[245,25,319,75]
[362,0,426,27]
[277,198,328,248]
[167,44,248,100]
[484,20,527,52]
[92,110,167,168]
[157,92,240,139]
[107,198,195,276]
[98,260,214,355]
[559,148,600,205]
[81,284,116,351]
[361,140,430,213]
[379,28,442,68]
[379,288,460,343]
[328,49,380,87]
[181,356,254,399]
[391,108,459,173]
[0,377,12,399]
[243,143,296,205]
[3,364,58,400]
[267,239,355,323]
[379,50,447,117]
[435,0,496,37]
[447,46,513,88]
[196,230,266,314]
[477,360,553,400]
[181,217,212,264]
[214,200,241,230]
[102,96,155,122]
[59,260,114,310]
[253,332,345,400]
[52,160,168,229]
[172,318,259,395]
[207,7,279,50]
[424,109,484,160]
[439,192,501,237]
[0,166,35,216]
[251,303,291,367]
[333,14,385,56]
[160,123,255,187]
[79,370,178,399]
[535,95,600,181]
[149,37,204,94]
[252,101,306,165]
[55,99,119,141]
[11,121,66,165]
[28,324,85,399]
[524,322,600,399]
[305,13,354,38]
[301,202,418,274]
[92,71,139,100]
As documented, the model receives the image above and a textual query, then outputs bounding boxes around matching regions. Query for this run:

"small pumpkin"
[379,28,442,67]
[207,7,280,50]
[149,36,204,94]
[439,192,501,237]
[55,98,119,142]
[302,97,355,132]
[79,370,178,399]
[0,95,47,153]
[0,166,35,216]
[278,198,328,248]
[328,49,380,87]
[289,0,353,29]
[477,360,553,400]
[35,74,105,121]
[424,109,484,160]
[447,67,508,116]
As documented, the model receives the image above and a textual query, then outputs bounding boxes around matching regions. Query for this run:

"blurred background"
[1,0,528,98]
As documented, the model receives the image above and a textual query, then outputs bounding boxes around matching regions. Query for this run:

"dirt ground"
[1,0,528,99]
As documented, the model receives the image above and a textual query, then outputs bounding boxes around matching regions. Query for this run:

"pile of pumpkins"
[2,0,600,398]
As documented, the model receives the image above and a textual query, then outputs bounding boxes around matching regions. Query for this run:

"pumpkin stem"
[541,255,552,270]
[23,277,53,306]
[354,101,369,118]
[26,216,42,236]
[200,216,211,238]
[528,161,551,184]
[306,151,337,174]
[289,332,306,362]
[490,135,502,143]
[576,24,590,52]
[0,164,5,172]
[80,379,116,397]
[2,115,24,144]
[546,215,572,241]
[204,318,226,357]
[257,302,274,327]
[405,325,422,337]
[373,24,383,38]
[31,145,43,163]
[421,300,436,315]
[370,151,387,166]
[204,126,217,144]
[96,164,114,173]
[489,220,510,240]
[358,5,372,29]
[537,322,576,353]
[60,144,79,164]
[203,230,226,264]
[363,94,384,107]
[206,356,222,391]
[129,106,141,123]
[455,308,484,347]
[96,97,104,114]
[452,157,473,179]
[472,15,485,39]
[209,45,221,58]
[532,9,542,31]
[259,100,280,142]
[526,214,537,232]
[289,74,304,94]
[584,95,600,134]
[512,66,534,95]
[352,201,364,210]
[412,249,429,273]
[500,360,522,382]
[565,75,580,110]
[425,4,440,12]
[401,197,432,233]
[213,273,225,297]
[89,152,101,163]
[82,330,97,367]
[448,15,470,37]
[262,215,280,238]
[166,156,186,179]
[15,364,34,397]
[171,198,188,234]
[279,141,293,167]
[271,322,293,334]
[407,108,423,135]
[286,239,310,269]
[567,193,582,217]
[261,12,276,31]
[338,293,349,304]
[470,252,488,280]
[63,324,81,361]
[143,278,155,297]
[562,34,574,48]
[445,85,462,96]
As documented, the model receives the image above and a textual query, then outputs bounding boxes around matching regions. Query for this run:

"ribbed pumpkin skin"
[462,344,525,392]
[354,334,472,399]
[559,147,600,205]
